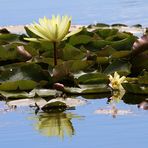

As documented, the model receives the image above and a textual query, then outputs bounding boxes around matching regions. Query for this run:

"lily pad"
[41,97,87,113]
[0,63,50,91]
[0,33,19,42]
[41,100,67,113]
[0,80,37,91]
[93,28,118,39]
[123,83,148,95]
[62,44,86,60]
[69,35,92,45]
[63,84,110,94]
[138,72,148,85]
[103,60,131,76]
[78,72,108,84]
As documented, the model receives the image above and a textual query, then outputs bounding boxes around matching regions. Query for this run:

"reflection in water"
[32,112,84,138]
[108,90,125,103]
[95,90,132,118]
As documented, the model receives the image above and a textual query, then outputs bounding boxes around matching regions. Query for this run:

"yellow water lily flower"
[24,15,82,66]
[108,72,127,90]
[24,15,81,42]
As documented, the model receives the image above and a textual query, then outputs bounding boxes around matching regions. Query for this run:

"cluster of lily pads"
[0,15,147,112]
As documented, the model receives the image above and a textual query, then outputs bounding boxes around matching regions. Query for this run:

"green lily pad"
[53,60,93,81]
[93,28,118,39]
[89,40,110,50]
[69,35,92,45]
[0,33,19,42]
[41,100,67,113]
[131,53,148,73]
[0,80,37,91]
[103,60,131,76]
[111,35,136,50]
[0,63,50,91]
[138,72,148,85]
[0,90,34,99]
[97,45,116,57]
[78,72,108,84]
[123,83,148,95]
[111,51,131,59]
[30,89,62,97]
[63,84,110,94]
[62,44,86,60]
[0,89,62,99]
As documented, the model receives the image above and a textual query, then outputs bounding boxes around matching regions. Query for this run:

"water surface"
[0,95,148,148]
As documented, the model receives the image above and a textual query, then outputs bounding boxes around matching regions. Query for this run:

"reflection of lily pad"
[32,112,83,138]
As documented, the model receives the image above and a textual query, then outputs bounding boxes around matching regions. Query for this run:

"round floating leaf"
[0,33,19,42]
[30,89,62,97]
[41,99,67,113]
[53,60,93,81]
[97,45,116,57]
[111,51,131,59]
[97,57,109,64]
[93,28,118,39]
[0,63,50,82]
[41,97,86,113]
[63,84,110,94]
[0,90,34,99]
[131,53,148,73]
[0,80,37,91]
[7,98,47,107]
[0,63,51,90]
[69,35,92,45]
[89,40,110,50]
[111,35,136,50]
[62,44,86,60]
[123,83,148,95]
[103,60,131,76]
[138,72,148,85]
[78,72,108,84]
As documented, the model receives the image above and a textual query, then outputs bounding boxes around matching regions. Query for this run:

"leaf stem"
[53,42,57,66]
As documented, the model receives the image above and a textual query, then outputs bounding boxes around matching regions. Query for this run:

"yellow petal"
[64,27,82,39]
[28,27,48,40]
[57,16,71,41]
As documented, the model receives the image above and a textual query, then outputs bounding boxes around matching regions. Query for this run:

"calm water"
[0,95,148,148]
[0,0,148,26]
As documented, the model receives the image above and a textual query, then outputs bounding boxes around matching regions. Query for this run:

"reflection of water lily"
[32,112,83,138]
[109,90,125,103]
[24,15,81,65]
[108,72,127,90]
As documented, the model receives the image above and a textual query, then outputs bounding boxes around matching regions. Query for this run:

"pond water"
[0,0,148,148]
[0,0,148,26]
[0,94,148,148]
